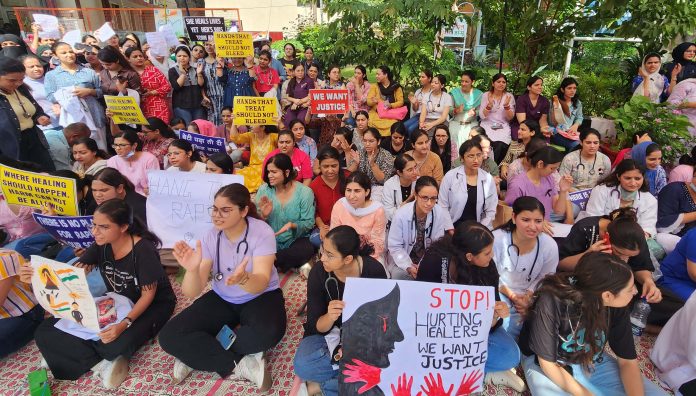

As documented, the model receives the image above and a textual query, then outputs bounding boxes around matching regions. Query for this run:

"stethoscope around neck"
[214,218,250,282]
[575,152,603,176]
[609,186,642,201]
[451,170,486,219]
[505,231,540,283]
[409,203,434,246]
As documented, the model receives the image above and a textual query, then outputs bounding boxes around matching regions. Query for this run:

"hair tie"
[568,276,577,286]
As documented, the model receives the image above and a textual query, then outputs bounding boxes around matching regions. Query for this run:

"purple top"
[288,76,315,99]
[202,217,279,304]
[511,93,550,140]
[505,172,558,220]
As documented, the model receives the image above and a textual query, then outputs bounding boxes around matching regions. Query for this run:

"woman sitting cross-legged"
[293,226,388,396]
[28,200,176,390]
[158,184,286,390]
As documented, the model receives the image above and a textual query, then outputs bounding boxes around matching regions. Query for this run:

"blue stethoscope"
[506,232,540,283]
[214,218,250,282]
[408,204,434,246]
[451,170,487,219]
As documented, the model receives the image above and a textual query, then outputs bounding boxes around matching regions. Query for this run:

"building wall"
[205,0,298,33]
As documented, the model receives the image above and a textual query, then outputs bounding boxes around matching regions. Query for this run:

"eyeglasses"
[417,195,438,203]
[319,247,336,260]
[208,206,236,218]
[464,153,483,160]
[112,143,131,148]
[91,223,111,232]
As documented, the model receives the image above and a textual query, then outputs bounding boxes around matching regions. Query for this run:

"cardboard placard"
[32,14,61,39]
[213,32,253,58]
[340,279,493,395]
[184,16,225,42]
[32,214,94,249]
[94,22,116,42]
[232,96,278,125]
[179,130,226,157]
[0,165,78,215]
[309,89,350,114]
[146,171,244,248]
[104,95,148,125]
[145,32,169,57]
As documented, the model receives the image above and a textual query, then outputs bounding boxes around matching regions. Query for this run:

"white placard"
[159,25,180,48]
[61,29,81,48]
[31,255,100,332]
[94,22,116,43]
[340,279,494,395]
[145,32,169,57]
[33,14,61,39]
[146,170,244,248]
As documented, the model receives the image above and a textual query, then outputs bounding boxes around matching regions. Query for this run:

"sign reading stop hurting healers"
[309,89,350,115]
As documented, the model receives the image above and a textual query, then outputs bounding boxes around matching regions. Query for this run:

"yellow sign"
[213,32,253,58]
[233,96,279,125]
[104,95,148,125]
[0,165,78,215]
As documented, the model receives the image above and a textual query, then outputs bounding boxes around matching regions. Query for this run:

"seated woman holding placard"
[25,199,176,390]
[228,115,280,193]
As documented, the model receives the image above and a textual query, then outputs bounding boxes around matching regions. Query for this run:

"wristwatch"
[123,316,133,328]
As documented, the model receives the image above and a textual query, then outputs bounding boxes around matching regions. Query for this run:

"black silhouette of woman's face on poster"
[340,284,404,395]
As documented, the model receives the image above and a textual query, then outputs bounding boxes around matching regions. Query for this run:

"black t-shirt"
[518,292,636,364]
[455,183,477,227]
[400,184,412,203]
[416,249,502,331]
[558,216,654,272]
[380,137,413,156]
[80,239,175,304]
[303,255,387,337]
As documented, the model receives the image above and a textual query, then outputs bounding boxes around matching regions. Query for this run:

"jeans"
[309,228,321,248]
[10,232,55,259]
[486,326,521,372]
[500,295,523,340]
[403,114,420,136]
[173,107,205,126]
[551,133,580,151]
[294,335,339,396]
[522,353,668,396]
[0,305,44,359]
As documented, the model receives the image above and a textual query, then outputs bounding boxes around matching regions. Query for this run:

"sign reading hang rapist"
[184,16,225,42]
[232,96,278,125]
[340,278,494,395]
[104,96,148,125]
[0,165,78,215]
[146,171,244,248]
[213,32,253,57]
[309,89,350,114]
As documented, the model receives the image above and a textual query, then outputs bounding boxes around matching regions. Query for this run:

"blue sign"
[32,214,95,249]
[179,130,227,157]
[568,188,592,211]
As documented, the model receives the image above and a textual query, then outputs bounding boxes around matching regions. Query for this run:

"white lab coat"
[382,175,416,223]
[579,184,658,236]
[438,166,497,229]
[387,201,454,275]
[651,292,696,393]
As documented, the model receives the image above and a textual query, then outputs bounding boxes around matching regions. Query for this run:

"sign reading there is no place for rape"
[213,32,253,58]
[309,89,350,115]
[340,278,494,395]
[33,214,95,249]
[184,16,225,42]
[233,96,278,126]
[146,171,244,248]
[0,165,78,215]
[568,188,592,211]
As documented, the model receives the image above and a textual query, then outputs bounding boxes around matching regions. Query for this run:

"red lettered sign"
[309,89,350,115]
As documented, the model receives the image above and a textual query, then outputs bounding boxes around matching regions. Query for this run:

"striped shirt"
[0,249,38,318]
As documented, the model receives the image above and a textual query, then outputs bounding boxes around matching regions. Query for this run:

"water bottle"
[630,298,651,336]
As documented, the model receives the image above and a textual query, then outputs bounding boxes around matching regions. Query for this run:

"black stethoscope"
[102,235,139,292]
[325,273,340,301]
[409,204,435,246]
[451,170,487,219]
[575,153,604,176]
[393,182,412,207]
[214,218,250,282]
[506,232,540,283]
[426,92,443,111]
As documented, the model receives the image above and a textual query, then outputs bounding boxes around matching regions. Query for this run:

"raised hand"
[172,240,203,271]
[503,94,511,107]
[326,299,345,321]
[343,358,382,394]
[226,257,250,286]
[455,370,483,395]
[258,196,273,219]
[672,63,683,78]
[559,175,573,192]
[638,67,649,79]
[419,373,453,396]
[391,373,414,396]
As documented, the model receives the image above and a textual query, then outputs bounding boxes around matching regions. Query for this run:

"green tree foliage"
[322,0,459,86]
[608,0,696,52]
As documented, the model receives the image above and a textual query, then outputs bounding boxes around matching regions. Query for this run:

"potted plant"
[604,95,695,165]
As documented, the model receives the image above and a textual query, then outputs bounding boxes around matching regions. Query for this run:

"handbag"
[377,101,408,120]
